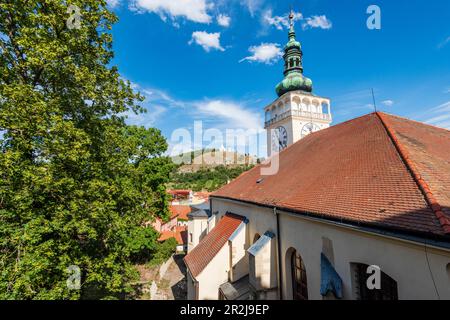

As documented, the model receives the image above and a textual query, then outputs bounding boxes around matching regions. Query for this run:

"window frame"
[291,250,308,300]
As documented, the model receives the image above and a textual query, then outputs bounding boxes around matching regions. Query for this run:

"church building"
[184,12,450,300]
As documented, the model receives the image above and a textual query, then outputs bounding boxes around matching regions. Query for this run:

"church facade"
[183,12,450,300]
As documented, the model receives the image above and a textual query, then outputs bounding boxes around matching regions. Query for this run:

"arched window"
[352,263,398,300]
[291,250,308,300]
[289,59,294,68]
[321,102,329,114]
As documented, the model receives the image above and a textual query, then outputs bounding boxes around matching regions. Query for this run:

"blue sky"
[107,0,450,157]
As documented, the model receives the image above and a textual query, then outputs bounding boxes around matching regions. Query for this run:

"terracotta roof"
[158,226,187,245]
[184,213,245,278]
[195,192,211,199]
[169,205,191,220]
[168,189,191,196]
[212,112,450,237]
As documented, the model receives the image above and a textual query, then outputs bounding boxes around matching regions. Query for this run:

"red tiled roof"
[212,112,450,237]
[378,113,450,233]
[158,226,187,245]
[184,213,245,278]
[195,192,211,199]
[169,205,191,220]
[168,189,191,196]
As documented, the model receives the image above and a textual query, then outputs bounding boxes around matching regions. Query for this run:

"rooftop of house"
[188,202,211,218]
[167,189,191,196]
[212,112,450,238]
[169,205,191,220]
[184,213,246,278]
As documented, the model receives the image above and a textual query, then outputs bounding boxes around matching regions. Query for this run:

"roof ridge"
[376,112,450,234]
[377,111,450,133]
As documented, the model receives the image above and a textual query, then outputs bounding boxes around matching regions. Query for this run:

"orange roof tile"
[169,205,191,220]
[212,112,450,237]
[195,192,211,199]
[158,226,188,245]
[158,230,175,242]
[184,213,245,278]
[378,113,450,233]
[168,189,191,196]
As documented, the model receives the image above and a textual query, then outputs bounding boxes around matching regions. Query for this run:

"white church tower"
[265,11,332,156]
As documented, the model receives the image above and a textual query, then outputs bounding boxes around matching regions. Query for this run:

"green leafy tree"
[0,0,173,299]
[148,238,177,267]
[170,165,254,192]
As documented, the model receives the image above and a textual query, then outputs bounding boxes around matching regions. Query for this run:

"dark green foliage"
[147,238,177,267]
[171,165,254,192]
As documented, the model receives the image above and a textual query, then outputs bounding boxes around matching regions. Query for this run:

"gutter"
[274,207,283,300]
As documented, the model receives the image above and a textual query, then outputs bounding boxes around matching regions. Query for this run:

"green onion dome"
[276,72,313,97]
[275,12,313,97]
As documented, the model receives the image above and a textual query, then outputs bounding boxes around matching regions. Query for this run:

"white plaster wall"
[208,215,216,233]
[249,235,278,291]
[187,216,208,252]
[229,223,249,282]
[197,245,230,300]
[278,212,450,300]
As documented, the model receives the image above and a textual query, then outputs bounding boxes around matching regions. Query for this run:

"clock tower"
[265,10,332,156]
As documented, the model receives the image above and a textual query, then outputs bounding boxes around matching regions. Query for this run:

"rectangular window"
[353,263,398,300]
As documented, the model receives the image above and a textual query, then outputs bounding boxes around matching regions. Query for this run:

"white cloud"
[263,9,303,30]
[123,82,267,157]
[106,0,121,8]
[381,100,394,107]
[195,100,262,130]
[438,36,450,49]
[424,101,450,129]
[217,14,231,27]
[123,105,167,127]
[302,15,332,30]
[189,31,225,52]
[120,81,187,127]
[132,0,213,23]
[239,43,282,64]
[332,89,380,116]
[261,10,332,33]
[141,88,186,108]
[240,0,264,17]
[430,101,450,114]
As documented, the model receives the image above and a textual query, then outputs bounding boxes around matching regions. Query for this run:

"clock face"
[301,122,321,138]
[271,126,288,153]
